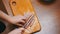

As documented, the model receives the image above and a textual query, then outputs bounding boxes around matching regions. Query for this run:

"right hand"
[8,27,32,34]
[8,28,24,34]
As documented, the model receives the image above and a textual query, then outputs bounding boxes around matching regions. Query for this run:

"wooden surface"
[9,0,41,33]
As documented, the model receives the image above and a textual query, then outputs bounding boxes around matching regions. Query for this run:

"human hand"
[8,27,32,34]
[8,28,24,34]
[9,12,32,26]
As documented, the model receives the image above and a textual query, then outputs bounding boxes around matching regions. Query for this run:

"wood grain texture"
[9,0,41,34]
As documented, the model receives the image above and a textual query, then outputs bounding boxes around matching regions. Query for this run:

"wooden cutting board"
[9,0,41,34]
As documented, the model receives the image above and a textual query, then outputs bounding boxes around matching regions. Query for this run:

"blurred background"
[31,0,60,34]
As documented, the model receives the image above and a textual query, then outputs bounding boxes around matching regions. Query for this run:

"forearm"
[0,10,12,23]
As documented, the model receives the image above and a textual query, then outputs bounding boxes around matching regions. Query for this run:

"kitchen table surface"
[31,0,60,34]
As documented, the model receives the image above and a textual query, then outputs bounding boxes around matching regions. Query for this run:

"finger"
[14,15,26,20]
[18,28,24,30]
[20,16,26,20]
[24,12,32,23]
[13,15,25,19]
[16,24,23,26]
[17,20,25,24]
[24,12,33,19]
